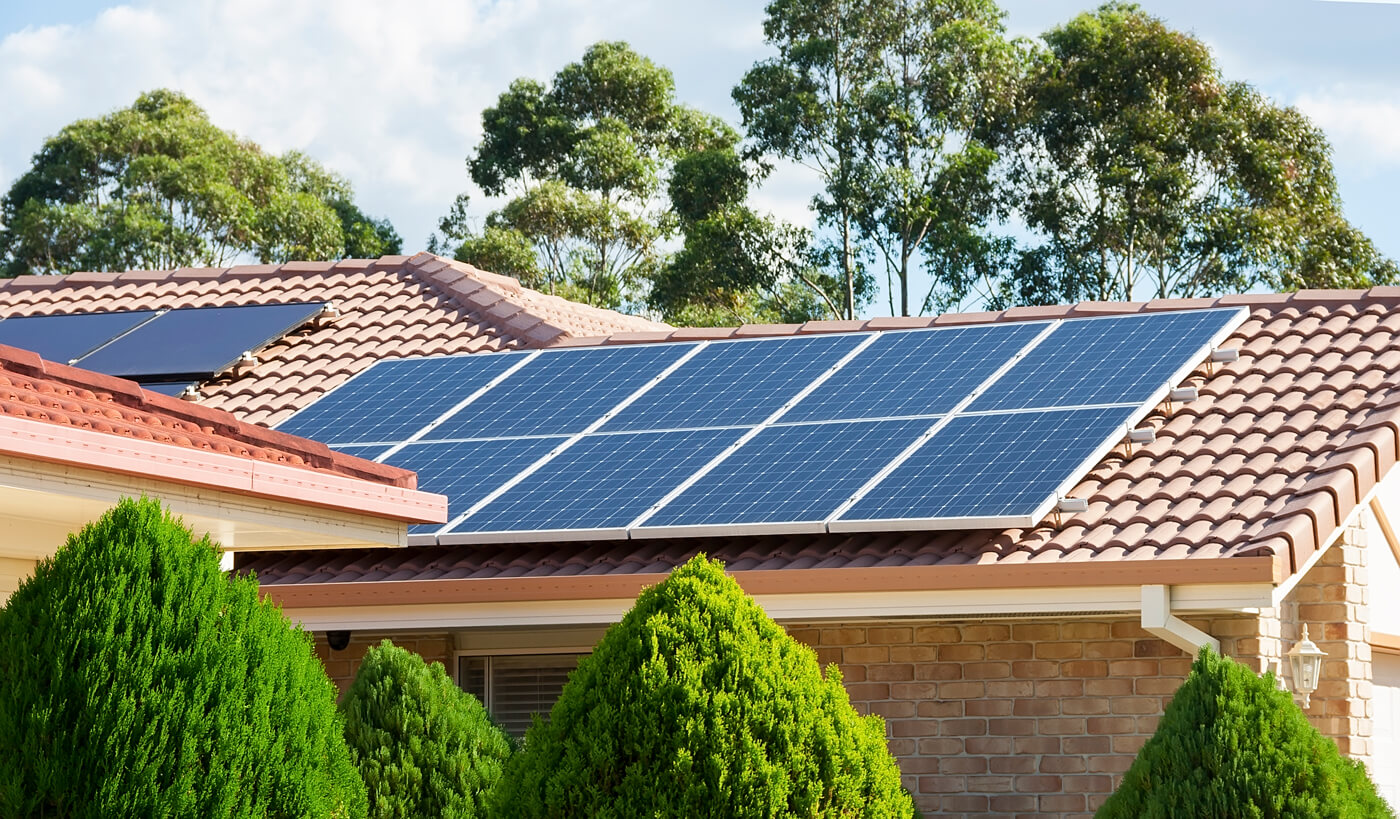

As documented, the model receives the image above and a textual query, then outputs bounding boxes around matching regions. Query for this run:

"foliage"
[0,90,398,276]
[0,496,366,818]
[735,0,885,319]
[650,144,847,324]
[1097,648,1393,819]
[489,555,915,818]
[989,3,1395,307]
[341,641,511,819]
[461,42,734,309]
[855,0,1022,316]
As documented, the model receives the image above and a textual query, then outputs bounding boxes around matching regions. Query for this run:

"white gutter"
[1140,584,1220,654]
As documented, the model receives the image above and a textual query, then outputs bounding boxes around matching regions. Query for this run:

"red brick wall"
[312,630,454,694]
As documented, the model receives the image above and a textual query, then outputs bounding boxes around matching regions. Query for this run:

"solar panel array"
[277,308,1245,542]
[0,303,324,388]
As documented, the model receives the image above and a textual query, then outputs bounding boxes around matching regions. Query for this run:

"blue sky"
[1,0,1396,313]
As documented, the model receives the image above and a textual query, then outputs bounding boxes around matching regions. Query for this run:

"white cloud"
[1294,91,1400,171]
[0,0,800,251]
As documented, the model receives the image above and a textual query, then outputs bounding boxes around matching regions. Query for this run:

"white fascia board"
[282,581,1275,632]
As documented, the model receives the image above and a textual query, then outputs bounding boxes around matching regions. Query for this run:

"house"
[2,253,1398,818]
[0,340,447,602]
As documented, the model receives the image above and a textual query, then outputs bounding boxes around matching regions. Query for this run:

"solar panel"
[783,323,1047,422]
[382,437,565,534]
[832,406,1138,529]
[637,418,933,535]
[327,444,390,461]
[76,302,323,379]
[0,311,158,364]
[968,310,1239,412]
[140,381,196,397]
[601,334,868,432]
[422,343,699,441]
[276,353,532,445]
[444,428,742,541]
[271,305,1246,541]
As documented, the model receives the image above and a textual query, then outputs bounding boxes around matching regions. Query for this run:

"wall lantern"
[1287,624,1327,707]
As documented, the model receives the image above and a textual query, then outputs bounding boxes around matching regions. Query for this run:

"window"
[458,652,585,735]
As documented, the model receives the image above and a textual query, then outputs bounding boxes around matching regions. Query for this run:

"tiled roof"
[0,253,667,428]
[239,290,1400,594]
[0,342,414,488]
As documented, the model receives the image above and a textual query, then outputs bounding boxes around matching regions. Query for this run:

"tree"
[0,90,399,276]
[0,497,366,818]
[464,42,733,309]
[735,0,885,320]
[1098,648,1392,818]
[489,555,915,818]
[855,0,1021,316]
[649,143,847,325]
[991,3,1395,308]
[341,641,511,819]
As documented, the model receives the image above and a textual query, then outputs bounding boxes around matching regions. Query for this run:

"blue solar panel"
[784,323,1047,422]
[449,428,742,535]
[602,334,868,432]
[383,437,565,533]
[0,310,157,363]
[969,310,1237,412]
[837,406,1137,524]
[328,444,389,461]
[641,419,932,530]
[276,353,530,445]
[77,302,323,379]
[423,343,698,441]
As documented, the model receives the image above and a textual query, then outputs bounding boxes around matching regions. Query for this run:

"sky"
[0,0,1397,314]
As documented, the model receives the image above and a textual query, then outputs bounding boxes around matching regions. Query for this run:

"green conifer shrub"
[341,640,511,818]
[489,554,916,818]
[1097,647,1393,818]
[0,497,367,818]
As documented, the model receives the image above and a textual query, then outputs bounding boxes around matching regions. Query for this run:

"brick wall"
[313,630,454,693]
[784,616,1260,818]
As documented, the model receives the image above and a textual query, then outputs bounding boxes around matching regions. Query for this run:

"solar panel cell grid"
[968,310,1237,412]
[784,323,1046,423]
[276,352,531,445]
[383,436,565,533]
[641,418,933,530]
[601,333,869,432]
[450,428,743,535]
[838,405,1137,524]
[423,342,698,441]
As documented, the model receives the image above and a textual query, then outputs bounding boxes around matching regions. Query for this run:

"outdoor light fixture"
[1287,624,1327,707]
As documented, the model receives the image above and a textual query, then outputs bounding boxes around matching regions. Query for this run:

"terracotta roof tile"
[233,292,1400,591]
[7,268,1392,592]
[0,343,413,488]
[0,253,665,427]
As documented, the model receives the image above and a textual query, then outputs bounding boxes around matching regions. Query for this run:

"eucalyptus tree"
[0,90,397,277]
[995,2,1395,306]
[735,0,885,319]
[465,41,734,309]
[856,0,1022,315]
